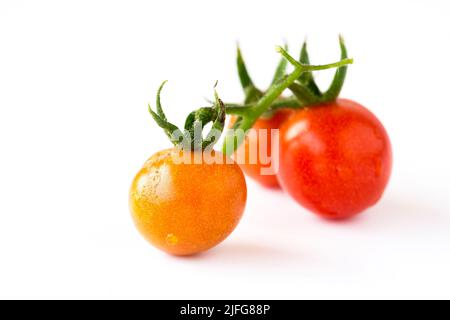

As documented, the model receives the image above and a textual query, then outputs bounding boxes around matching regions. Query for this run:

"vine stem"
[224,97,301,115]
[222,46,353,155]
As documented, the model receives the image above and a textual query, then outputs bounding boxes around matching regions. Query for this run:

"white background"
[1,0,449,299]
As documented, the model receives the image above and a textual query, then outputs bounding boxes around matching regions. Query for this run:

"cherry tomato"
[278,99,392,219]
[231,109,293,188]
[129,149,247,256]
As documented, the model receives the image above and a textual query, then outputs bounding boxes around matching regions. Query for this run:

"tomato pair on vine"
[226,37,392,219]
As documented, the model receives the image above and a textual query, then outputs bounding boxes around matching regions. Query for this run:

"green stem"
[277,46,353,72]
[224,97,301,115]
[224,105,254,116]
[222,46,353,155]
[270,97,302,109]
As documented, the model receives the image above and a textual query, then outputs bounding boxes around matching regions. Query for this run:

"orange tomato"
[231,109,293,188]
[129,149,247,256]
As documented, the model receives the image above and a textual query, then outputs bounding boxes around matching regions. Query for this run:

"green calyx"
[289,35,349,105]
[148,81,226,151]
[226,36,350,115]
[221,36,353,155]
[236,43,290,109]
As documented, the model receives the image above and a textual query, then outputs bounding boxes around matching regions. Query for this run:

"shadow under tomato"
[310,192,445,234]
[168,241,306,268]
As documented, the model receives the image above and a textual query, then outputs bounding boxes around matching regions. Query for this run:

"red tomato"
[231,109,293,188]
[278,99,392,219]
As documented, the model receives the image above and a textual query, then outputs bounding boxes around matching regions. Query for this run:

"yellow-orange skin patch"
[129,149,247,256]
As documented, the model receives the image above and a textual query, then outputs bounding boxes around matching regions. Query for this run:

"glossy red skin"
[232,109,293,188]
[278,99,392,219]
